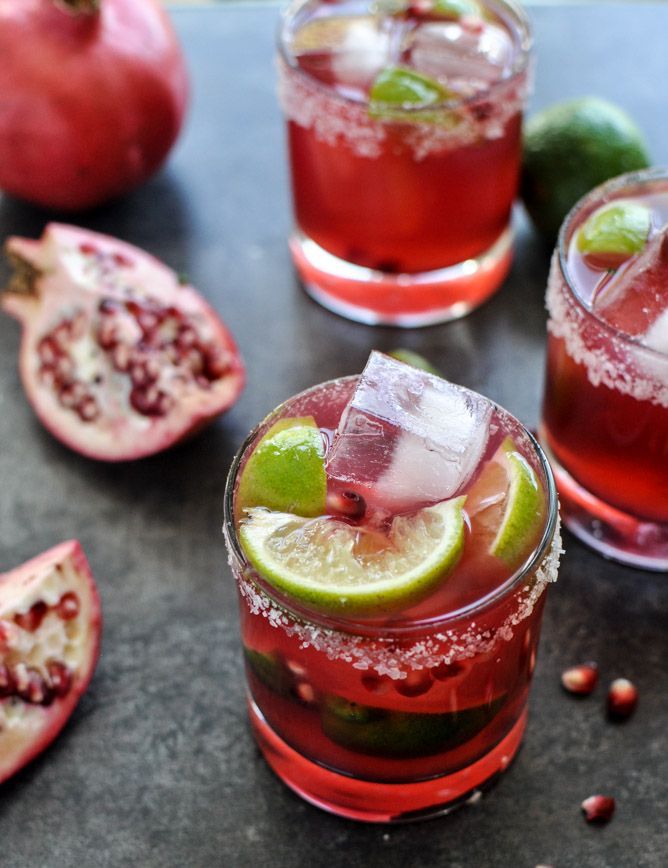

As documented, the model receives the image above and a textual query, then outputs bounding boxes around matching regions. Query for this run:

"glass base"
[248,697,527,823]
[541,438,668,571]
[289,226,513,327]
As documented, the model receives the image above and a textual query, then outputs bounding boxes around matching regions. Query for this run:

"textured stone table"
[0,3,666,866]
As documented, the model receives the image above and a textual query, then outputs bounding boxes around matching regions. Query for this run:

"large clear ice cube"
[326,352,491,515]
[293,16,391,92]
[406,19,514,92]
[594,228,668,340]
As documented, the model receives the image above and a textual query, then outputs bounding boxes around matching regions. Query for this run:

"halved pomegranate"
[2,224,245,461]
[0,540,101,783]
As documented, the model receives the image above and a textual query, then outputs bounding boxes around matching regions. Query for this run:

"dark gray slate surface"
[0,3,666,867]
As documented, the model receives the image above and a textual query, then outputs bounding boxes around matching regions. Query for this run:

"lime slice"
[576,201,651,267]
[466,437,543,566]
[387,348,441,376]
[239,497,466,616]
[321,693,506,758]
[244,648,296,699]
[369,66,453,123]
[432,0,480,19]
[236,416,326,518]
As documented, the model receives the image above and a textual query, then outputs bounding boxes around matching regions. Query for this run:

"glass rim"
[557,165,668,361]
[223,374,559,638]
[277,0,533,115]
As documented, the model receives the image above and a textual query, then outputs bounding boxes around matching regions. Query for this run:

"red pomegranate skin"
[0,0,189,211]
[0,540,101,783]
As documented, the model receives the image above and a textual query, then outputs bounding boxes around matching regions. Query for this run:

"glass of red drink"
[540,168,668,571]
[224,354,560,822]
[277,0,532,327]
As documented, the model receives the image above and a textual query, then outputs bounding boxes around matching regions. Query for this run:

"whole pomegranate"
[0,0,189,211]
[0,540,101,783]
[2,223,245,461]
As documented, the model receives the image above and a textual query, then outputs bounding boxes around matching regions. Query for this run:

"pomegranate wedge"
[2,224,245,461]
[0,541,101,784]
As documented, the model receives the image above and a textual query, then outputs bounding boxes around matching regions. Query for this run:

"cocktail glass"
[540,167,668,570]
[277,0,532,327]
[223,363,560,822]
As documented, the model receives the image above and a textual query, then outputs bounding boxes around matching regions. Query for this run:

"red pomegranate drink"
[541,168,668,570]
[224,352,560,821]
[278,0,532,326]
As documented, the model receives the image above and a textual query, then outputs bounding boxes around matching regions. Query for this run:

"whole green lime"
[521,97,651,240]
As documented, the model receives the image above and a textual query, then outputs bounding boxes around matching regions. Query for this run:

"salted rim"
[556,165,668,362]
[277,0,533,114]
[222,375,559,638]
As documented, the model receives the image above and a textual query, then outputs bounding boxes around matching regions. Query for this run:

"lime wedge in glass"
[387,348,441,376]
[369,66,454,123]
[432,0,481,20]
[466,437,543,567]
[576,200,651,268]
[236,416,327,518]
[239,497,466,616]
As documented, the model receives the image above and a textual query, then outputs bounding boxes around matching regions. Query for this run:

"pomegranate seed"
[56,592,80,620]
[54,355,75,381]
[177,326,197,348]
[37,336,61,366]
[204,347,231,380]
[463,16,485,34]
[285,659,307,678]
[112,252,133,268]
[432,660,466,681]
[77,395,100,422]
[581,794,615,824]
[38,366,58,388]
[137,310,159,334]
[111,343,132,372]
[59,380,88,409]
[13,664,53,706]
[182,348,204,375]
[0,663,15,697]
[408,0,432,15]
[14,600,48,632]
[294,682,316,705]
[46,661,72,698]
[130,385,172,417]
[326,490,367,521]
[607,678,638,720]
[395,670,433,697]
[361,673,391,695]
[561,663,598,696]
[97,319,120,350]
[130,359,156,387]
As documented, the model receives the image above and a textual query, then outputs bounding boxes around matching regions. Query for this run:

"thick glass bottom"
[540,436,668,571]
[248,697,527,823]
[289,226,513,327]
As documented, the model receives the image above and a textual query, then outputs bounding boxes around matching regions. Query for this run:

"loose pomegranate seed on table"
[607,678,639,720]
[581,794,616,824]
[561,663,599,696]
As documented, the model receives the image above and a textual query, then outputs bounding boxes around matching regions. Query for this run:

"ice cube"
[331,18,392,90]
[406,19,514,91]
[293,16,391,92]
[643,307,668,353]
[326,352,491,515]
[593,227,668,337]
